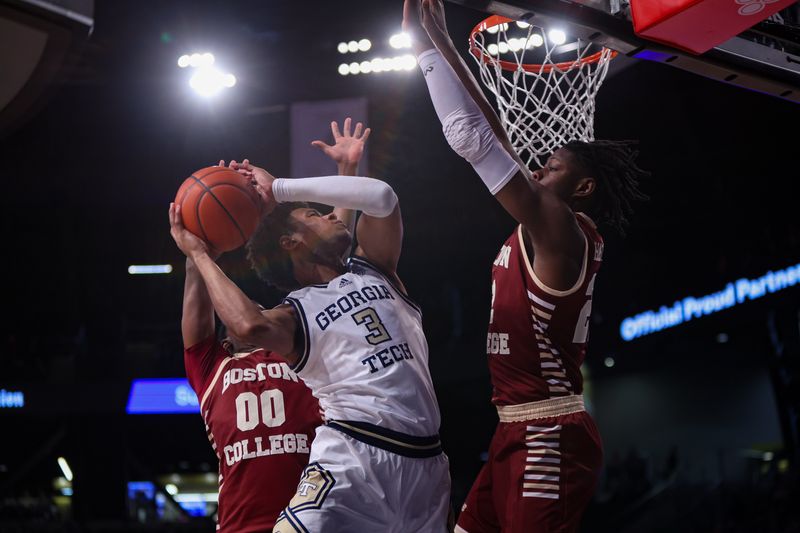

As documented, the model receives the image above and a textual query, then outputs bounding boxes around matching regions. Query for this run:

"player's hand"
[311,118,370,176]
[419,0,452,51]
[224,159,277,214]
[169,203,219,259]
[402,0,436,56]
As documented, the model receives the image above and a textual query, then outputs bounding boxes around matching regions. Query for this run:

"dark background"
[1,0,799,531]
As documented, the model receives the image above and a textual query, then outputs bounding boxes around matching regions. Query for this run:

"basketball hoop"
[469,15,617,168]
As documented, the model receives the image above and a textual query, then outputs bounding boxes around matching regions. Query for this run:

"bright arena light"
[516,21,531,29]
[529,34,544,47]
[338,54,416,76]
[165,484,179,496]
[128,264,173,275]
[337,42,349,54]
[58,457,73,482]
[189,67,237,97]
[389,32,412,49]
[498,41,509,54]
[548,29,567,45]
[180,52,215,69]
[358,38,371,51]
[488,43,499,56]
[347,40,359,53]
[486,24,500,34]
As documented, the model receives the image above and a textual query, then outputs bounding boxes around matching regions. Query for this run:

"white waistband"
[496,394,585,423]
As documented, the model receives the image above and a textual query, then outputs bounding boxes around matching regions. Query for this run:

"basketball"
[174,166,263,252]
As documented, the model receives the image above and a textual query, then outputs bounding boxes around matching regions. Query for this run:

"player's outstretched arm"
[310,118,403,283]
[311,117,372,235]
[169,203,299,363]
[405,0,585,288]
[181,257,217,349]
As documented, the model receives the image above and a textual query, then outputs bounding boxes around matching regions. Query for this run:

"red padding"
[630,0,795,54]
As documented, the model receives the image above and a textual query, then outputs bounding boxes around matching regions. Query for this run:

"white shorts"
[273,423,451,533]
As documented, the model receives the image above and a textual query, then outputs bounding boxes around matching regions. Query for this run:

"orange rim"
[469,15,617,73]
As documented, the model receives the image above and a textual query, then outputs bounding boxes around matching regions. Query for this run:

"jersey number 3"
[352,307,392,346]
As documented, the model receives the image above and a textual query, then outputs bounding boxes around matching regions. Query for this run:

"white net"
[469,17,615,169]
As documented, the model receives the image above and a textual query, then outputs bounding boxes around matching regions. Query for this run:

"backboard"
[447,0,800,104]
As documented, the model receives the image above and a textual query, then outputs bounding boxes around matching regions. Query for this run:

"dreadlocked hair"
[246,201,309,291]
[561,139,650,235]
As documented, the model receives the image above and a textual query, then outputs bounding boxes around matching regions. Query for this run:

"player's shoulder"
[285,279,332,301]
[346,255,390,281]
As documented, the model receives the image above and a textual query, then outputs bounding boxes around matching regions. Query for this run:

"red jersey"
[184,336,322,533]
[487,213,604,406]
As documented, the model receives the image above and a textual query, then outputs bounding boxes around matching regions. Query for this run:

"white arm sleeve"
[417,48,520,195]
[271,176,398,218]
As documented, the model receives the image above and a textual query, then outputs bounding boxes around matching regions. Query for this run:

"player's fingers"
[218,160,225,167]
[361,127,371,143]
[343,117,352,137]
[174,203,184,228]
[168,203,175,226]
[311,140,332,151]
[331,121,342,139]
[353,122,363,138]
[421,0,433,22]
[242,158,252,170]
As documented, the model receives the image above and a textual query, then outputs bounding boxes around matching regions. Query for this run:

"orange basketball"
[174,166,263,252]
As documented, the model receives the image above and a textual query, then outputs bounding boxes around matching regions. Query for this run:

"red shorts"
[456,410,603,533]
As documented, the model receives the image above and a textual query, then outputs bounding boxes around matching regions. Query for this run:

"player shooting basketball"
[179,119,368,532]
[403,0,648,531]
[169,118,452,532]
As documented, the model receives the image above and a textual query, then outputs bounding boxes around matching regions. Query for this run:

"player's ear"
[279,234,298,251]
[574,177,595,198]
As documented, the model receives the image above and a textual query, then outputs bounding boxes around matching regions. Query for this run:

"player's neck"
[294,259,346,287]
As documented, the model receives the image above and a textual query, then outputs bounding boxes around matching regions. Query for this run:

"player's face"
[289,207,351,259]
[529,148,585,201]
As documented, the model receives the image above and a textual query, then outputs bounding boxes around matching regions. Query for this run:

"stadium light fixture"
[128,264,173,275]
[389,32,412,49]
[58,457,73,482]
[189,67,237,97]
[548,29,567,45]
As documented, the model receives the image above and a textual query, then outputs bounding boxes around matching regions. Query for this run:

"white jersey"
[283,256,441,437]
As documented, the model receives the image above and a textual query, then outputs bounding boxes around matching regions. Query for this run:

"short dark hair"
[246,202,309,291]
[562,140,650,235]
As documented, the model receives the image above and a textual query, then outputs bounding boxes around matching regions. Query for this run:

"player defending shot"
[169,119,451,532]
[404,1,648,532]
[182,259,321,532]
[178,120,370,532]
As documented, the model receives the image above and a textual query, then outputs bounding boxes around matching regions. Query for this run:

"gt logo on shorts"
[274,462,336,533]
